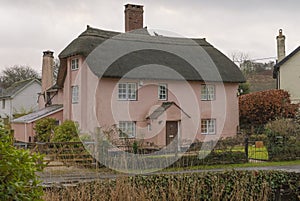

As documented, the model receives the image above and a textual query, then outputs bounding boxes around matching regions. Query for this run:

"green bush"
[170,151,247,168]
[44,171,300,201]
[0,124,44,200]
[52,120,79,142]
[34,118,57,142]
[265,118,300,161]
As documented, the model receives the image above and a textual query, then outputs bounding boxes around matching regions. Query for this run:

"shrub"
[52,120,79,142]
[0,123,44,200]
[265,118,300,161]
[34,118,57,142]
[169,151,247,168]
[239,89,298,127]
[43,171,300,201]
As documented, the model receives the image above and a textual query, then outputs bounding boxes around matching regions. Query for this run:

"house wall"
[12,81,41,115]
[65,60,240,146]
[0,81,41,120]
[12,110,63,142]
[63,56,83,120]
[279,51,300,103]
[0,98,12,119]
[93,78,239,146]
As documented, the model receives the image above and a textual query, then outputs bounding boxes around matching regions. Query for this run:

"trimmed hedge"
[44,170,300,201]
[170,151,247,168]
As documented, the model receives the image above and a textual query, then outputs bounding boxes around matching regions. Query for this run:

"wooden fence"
[14,141,97,167]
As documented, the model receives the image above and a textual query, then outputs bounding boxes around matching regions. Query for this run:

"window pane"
[208,120,215,134]
[158,84,167,100]
[118,83,137,100]
[72,86,79,103]
[118,83,127,100]
[201,85,207,100]
[201,85,215,100]
[201,119,216,135]
[201,120,207,134]
[207,85,215,100]
[119,121,135,138]
[71,58,79,70]
[127,83,136,100]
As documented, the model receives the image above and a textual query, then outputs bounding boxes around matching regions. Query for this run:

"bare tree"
[0,65,41,88]
[231,51,254,78]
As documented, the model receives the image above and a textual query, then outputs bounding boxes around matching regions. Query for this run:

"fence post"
[244,135,249,159]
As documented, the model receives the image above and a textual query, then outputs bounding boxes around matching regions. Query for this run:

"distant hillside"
[246,70,276,92]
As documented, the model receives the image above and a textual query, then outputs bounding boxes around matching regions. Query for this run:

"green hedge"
[44,170,300,201]
[170,151,247,168]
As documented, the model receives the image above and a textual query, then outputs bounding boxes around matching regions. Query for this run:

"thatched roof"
[57,26,245,87]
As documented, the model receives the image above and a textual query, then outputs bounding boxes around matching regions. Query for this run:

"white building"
[0,79,41,120]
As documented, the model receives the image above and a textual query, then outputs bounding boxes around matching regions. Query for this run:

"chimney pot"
[43,50,54,58]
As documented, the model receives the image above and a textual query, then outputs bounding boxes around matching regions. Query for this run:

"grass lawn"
[231,145,269,160]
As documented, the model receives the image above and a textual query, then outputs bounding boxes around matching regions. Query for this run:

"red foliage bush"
[239,89,298,126]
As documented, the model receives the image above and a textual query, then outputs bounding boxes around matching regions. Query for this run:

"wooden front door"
[166,121,178,145]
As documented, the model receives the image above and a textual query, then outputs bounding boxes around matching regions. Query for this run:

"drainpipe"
[25,123,27,143]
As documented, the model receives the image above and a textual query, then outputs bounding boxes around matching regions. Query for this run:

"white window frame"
[71,58,79,70]
[158,84,167,100]
[71,85,79,104]
[201,84,215,101]
[118,121,136,138]
[118,83,137,100]
[201,119,216,135]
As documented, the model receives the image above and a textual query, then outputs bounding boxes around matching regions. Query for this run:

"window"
[118,83,137,100]
[158,84,167,100]
[201,119,216,135]
[71,86,79,103]
[71,58,79,70]
[2,99,5,109]
[119,121,136,138]
[201,84,215,100]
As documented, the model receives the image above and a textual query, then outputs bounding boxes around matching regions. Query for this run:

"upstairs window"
[201,119,216,135]
[2,99,5,109]
[118,83,137,100]
[158,84,167,100]
[201,84,215,101]
[71,85,79,103]
[119,121,136,138]
[71,58,79,70]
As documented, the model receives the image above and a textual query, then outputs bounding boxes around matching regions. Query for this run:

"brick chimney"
[41,50,54,92]
[276,29,286,62]
[124,4,144,32]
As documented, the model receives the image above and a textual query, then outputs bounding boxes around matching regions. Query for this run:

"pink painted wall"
[63,60,240,147]
[12,110,63,142]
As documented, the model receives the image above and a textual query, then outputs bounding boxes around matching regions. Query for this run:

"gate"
[14,141,97,167]
[244,137,269,161]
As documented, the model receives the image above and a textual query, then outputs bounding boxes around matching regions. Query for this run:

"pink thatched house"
[12,4,245,148]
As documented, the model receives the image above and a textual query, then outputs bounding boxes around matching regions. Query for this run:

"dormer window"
[71,58,79,70]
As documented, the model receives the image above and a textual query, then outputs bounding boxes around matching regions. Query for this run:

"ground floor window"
[201,119,216,134]
[118,121,136,138]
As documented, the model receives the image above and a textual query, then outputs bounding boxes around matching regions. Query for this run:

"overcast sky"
[1,0,299,73]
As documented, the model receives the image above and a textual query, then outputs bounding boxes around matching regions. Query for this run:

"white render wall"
[0,98,12,118]
[280,51,300,103]
[0,81,41,120]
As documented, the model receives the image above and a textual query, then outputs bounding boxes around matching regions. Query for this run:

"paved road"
[39,164,300,186]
